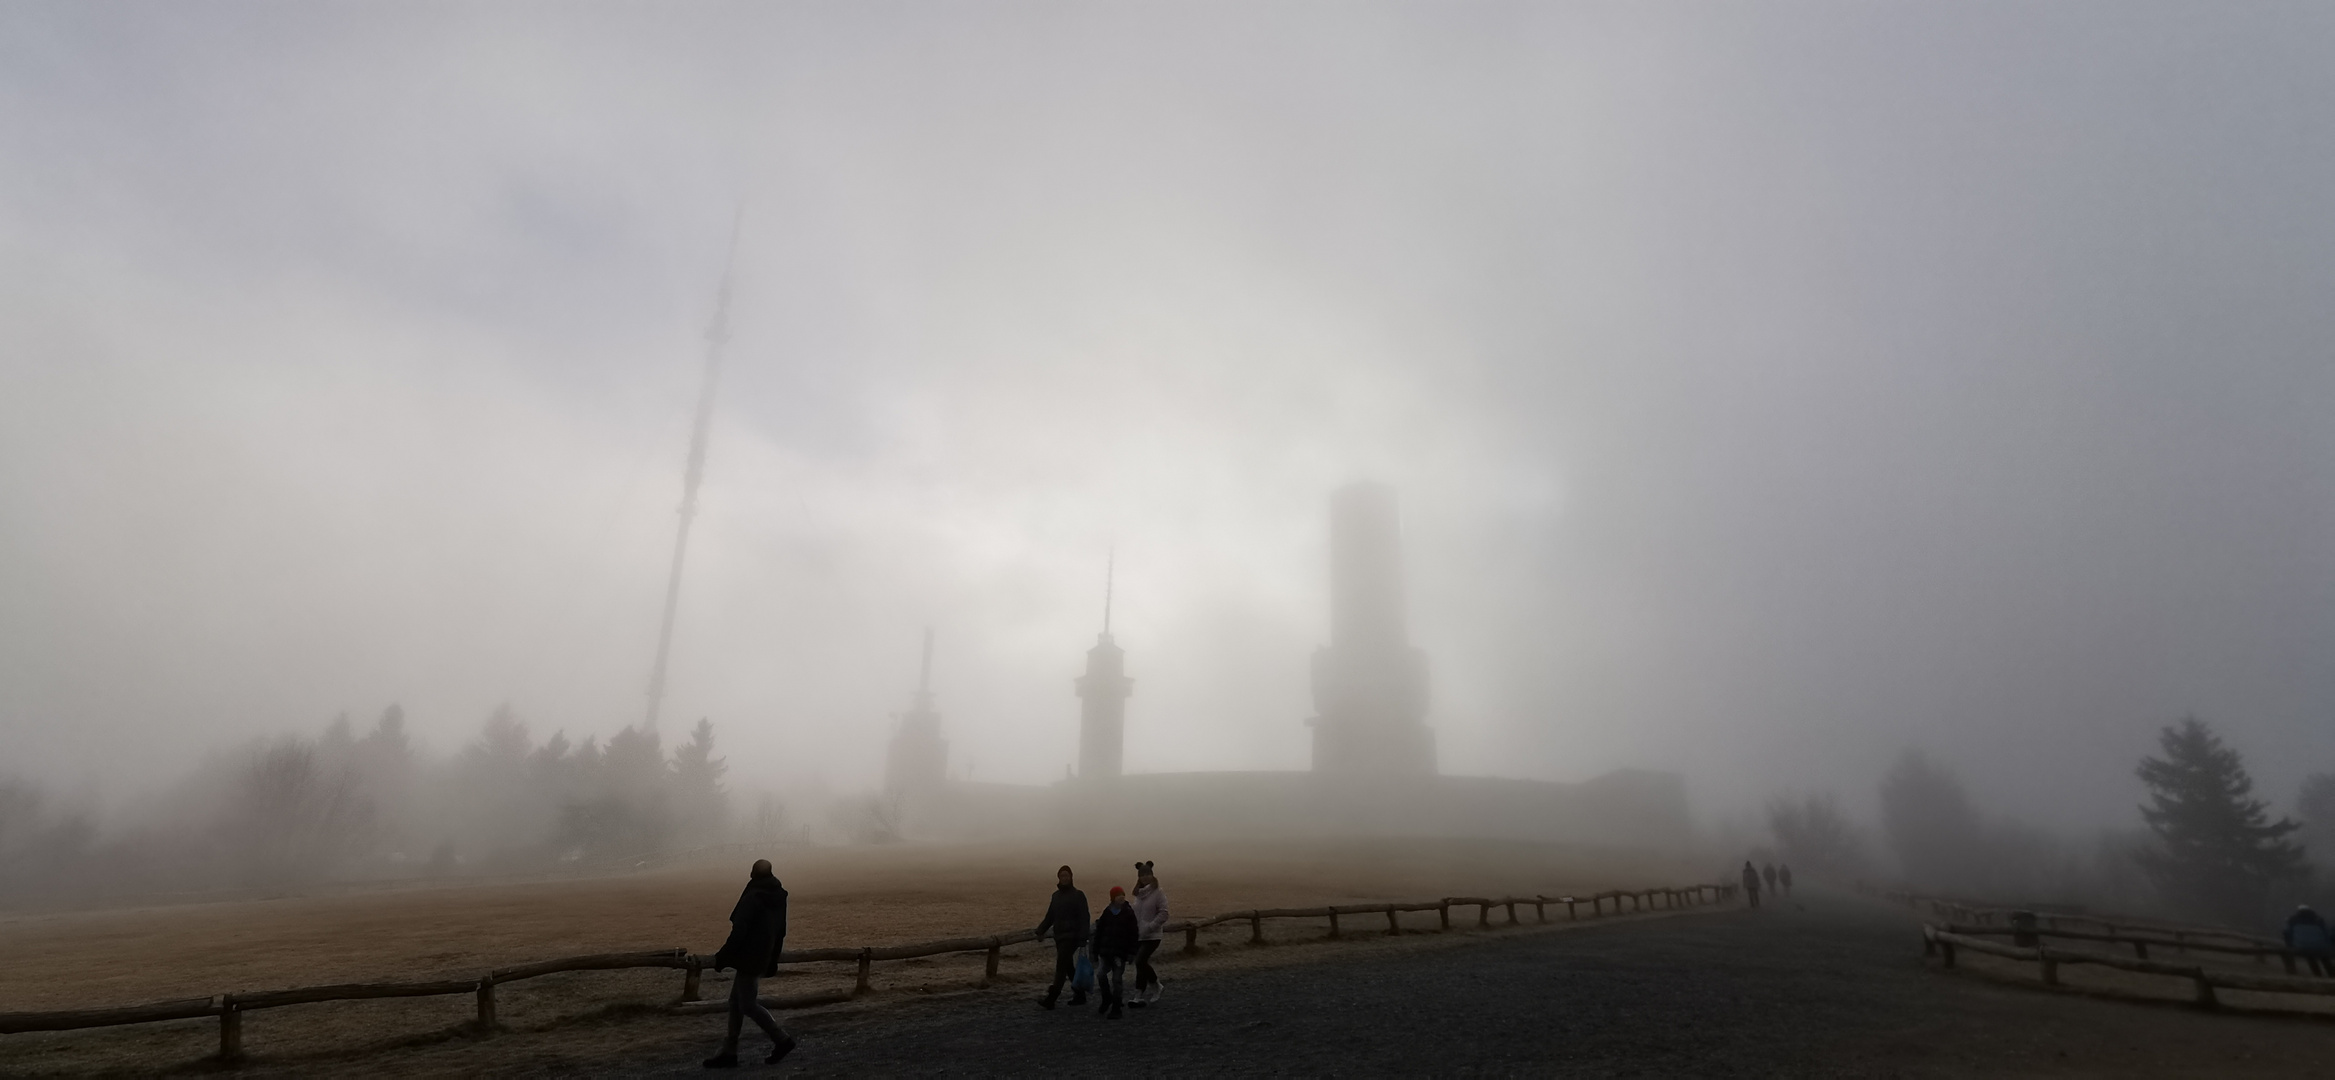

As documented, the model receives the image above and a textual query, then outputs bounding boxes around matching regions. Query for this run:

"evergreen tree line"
[1764,716,2330,931]
[0,707,748,905]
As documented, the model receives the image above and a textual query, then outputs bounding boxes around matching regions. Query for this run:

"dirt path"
[216,888,2335,1077]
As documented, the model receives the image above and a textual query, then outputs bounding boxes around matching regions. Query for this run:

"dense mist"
[5,3,2334,911]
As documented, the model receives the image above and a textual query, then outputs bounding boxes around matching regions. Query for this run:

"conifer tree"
[670,718,729,842]
[2134,717,2308,926]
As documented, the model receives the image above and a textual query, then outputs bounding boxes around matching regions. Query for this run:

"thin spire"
[645,208,743,730]
[1102,546,1115,635]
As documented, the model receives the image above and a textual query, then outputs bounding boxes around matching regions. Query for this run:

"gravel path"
[481,889,2335,1078]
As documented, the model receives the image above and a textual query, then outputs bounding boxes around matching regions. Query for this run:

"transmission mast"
[644,216,742,729]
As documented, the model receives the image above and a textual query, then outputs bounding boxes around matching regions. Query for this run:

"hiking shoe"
[1038,997,1057,1010]
[1108,1005,1124,1019]
[1068,993,1087,1006]
[766,1037,797,1065]
[701,1053,738,1069]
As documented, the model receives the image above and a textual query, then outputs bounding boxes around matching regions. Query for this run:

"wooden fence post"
[854,948,872,996]
[1477,902,1491,928]
[1534,901,1546,923]
[2132,941,2148,960]
[2040,958,2058,987]
[987,940,1003,979]
[1329,911,1342,939]
[1251,912,1264,944]
[1184,925,1200,954]
[1386,908,1400,936]
[1505,901,1518,924]
[1940,942,1957,969]
[1439,902,1450,930]
[682,959,702,1002]
[1566,899,1578,920]
[476,976,497,1030]
[218,998,242,1063]
[2193,972,2217,1009]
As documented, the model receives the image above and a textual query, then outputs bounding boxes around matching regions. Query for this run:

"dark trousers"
[723,969,788,1051]
[1747,888,1761,909]
[1045,937,1084,1002]
[1097,954,1127,1007]
[1134,939,1162,992]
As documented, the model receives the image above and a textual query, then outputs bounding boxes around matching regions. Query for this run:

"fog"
[4,2,2333,885]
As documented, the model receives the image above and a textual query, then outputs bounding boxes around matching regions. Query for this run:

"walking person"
[1130,861,1169,1007]
[1778,864,1793,896]
[1092,885,1141,1019]
[1761,863,1778,895]
[702,859,796,1069]
[1035,865,1092,1009]
[1741,860,1762,909]
[2285,904,2332,977]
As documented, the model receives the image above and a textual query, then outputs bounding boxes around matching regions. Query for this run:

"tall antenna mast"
[644,212,742,729]
[1102,546,1115,635]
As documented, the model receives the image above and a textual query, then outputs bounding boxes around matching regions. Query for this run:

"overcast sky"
[3,1,2331,830]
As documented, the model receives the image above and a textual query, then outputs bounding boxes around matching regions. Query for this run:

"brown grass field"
[0,837,1700,1074]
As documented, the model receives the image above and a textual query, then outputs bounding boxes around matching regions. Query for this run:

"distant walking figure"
[1778,864,1794,895]
[2285,905,2332,977]
[1762,863,1778,894]
[703,859,795,1069]
[1035,865,1092,1009]
[1130,861,1169,1007]
[1093,885,1141,1019]
[1741,861,1762,909]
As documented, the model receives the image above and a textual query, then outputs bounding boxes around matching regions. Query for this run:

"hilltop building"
[886,485,1692,853]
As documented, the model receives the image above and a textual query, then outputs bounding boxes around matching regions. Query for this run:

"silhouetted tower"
[884,628,948,799]
[1307,483,1435,773]
[1075,554,1135,780]
[644,214,742,730]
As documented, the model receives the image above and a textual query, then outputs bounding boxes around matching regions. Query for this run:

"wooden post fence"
[3,881,1738,1063]
[474,977,496,1030]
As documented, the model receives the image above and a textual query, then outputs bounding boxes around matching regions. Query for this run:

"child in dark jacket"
[1091,886,1141,1019]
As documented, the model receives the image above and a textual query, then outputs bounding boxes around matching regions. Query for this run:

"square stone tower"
[1308,482,1435,774]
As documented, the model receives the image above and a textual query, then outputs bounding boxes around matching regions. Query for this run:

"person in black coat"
[703,860,795,1069]
[1035,865,1091,1009]
[2286,905,2332,976]
[1091,886,1141,1019]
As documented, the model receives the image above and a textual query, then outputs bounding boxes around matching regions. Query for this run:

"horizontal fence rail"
[0,880,1736,1062]
[1922,926,2335,1010]
[1864,885,2278,951]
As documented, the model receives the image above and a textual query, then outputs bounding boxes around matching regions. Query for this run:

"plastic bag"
[1073,945,1095,992]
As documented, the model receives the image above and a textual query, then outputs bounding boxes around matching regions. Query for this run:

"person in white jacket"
[1129,860,1170,1006]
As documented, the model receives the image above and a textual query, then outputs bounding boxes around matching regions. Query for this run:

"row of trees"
[1768,717,2328,930]
[0,707,751,904]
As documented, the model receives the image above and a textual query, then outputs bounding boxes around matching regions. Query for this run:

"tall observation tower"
[884,628,948,800]
[1074,555,1135,780]
[1307,483,1436,773]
